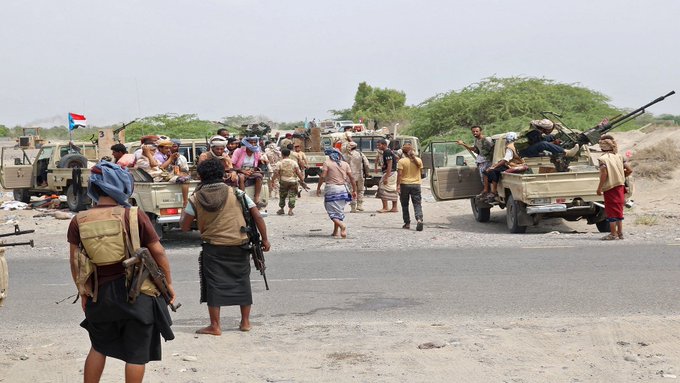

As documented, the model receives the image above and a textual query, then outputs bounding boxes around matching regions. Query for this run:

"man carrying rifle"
[180,158,271,335]
[67,161,176,383]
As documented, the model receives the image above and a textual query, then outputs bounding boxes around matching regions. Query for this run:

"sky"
[1,0,678,128]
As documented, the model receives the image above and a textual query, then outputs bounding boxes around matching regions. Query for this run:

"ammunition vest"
[76,206,128,265]
[506,143,525,168]
[191,187,249,246]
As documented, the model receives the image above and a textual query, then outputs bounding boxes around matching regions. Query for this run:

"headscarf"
[87,161,134,207]
[599,137,617,153]
[210,135,227,147]
[505,132,518,143]
[157,139,173,147]
[241,137,261,152]
[530,119,554,131]
[324,147,343,164]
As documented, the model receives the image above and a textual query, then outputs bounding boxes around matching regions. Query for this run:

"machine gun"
[113,118,139,143]
[568,91,675,148]
[0,225,35,248]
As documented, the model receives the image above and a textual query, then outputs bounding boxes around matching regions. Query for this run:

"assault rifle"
[123,248,181,311]
[236,192,269,290]
[559,91,675,149]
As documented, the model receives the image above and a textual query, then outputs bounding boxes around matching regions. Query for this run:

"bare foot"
[389,209,399,213]
[239,321,251,332]
[376,209,389,213]
[340,224,347,238]
[195,326,222,336]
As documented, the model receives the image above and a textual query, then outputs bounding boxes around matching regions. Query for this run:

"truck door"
[426,142,481,201]
[0,147,34,189]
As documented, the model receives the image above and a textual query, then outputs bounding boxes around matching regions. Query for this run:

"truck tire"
[470,197,491,222]
[147,213,164,240]
[595,220,611,233]
[506,194,527,233]
[13,188,30,203]
[59,154,88,169]
[66,184,91,212]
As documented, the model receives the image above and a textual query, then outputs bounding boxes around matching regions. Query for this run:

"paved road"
[2,243,680,327]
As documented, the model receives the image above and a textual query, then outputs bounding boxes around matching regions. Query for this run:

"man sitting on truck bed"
[197,136,242,188]
[516,119,580,158]
[136,139,190,206]
[232,137,266,207]
[484,132,525,202]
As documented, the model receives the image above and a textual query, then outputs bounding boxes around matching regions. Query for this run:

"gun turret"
[577,91,675,146]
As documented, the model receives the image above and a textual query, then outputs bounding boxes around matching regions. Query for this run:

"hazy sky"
[1,0,678,127]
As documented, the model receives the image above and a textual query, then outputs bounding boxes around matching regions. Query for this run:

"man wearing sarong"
[316,148,357,238]
[596,135,633,240]
[375,138,399,213]
[180,159,270,335]
[68,161,175,383]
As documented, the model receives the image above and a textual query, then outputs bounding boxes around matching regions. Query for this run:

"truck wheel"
[147,213,164,240]
[13,189,30,203]
[506,194,527,233]
[470,197,490,222]
[59,154,88,169]
[595,220,611,233]
[66,184,91,212]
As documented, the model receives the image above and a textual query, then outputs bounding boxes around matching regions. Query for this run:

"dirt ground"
[1,127,680,382]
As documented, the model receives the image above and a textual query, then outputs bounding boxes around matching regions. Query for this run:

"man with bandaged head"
[67,161,176,382]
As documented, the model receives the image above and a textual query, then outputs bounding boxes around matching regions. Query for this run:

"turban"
[599,138,617,153]
[87,161,134,208]
[530,119,554,130]
[241,137,261,152]
[324,148,343,164]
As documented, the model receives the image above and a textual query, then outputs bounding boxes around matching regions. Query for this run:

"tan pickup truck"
[1,142,96,211]
[426,135,624,233]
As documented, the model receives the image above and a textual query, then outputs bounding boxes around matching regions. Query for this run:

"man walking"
[180,159,270,335]
[397,143,424,231]
[271,148,305,216]
[596,134,633,240]
[344,142,370,212]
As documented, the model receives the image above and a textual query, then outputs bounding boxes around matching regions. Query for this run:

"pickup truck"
[128,140,269,238]
[0,142,97,211]
[350,134,422,188]
[426,135,622,233]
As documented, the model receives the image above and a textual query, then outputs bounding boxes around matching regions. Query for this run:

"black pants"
[399,184,423,224]
[485,165,508,183]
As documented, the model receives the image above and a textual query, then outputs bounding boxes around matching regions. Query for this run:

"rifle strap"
[129,207,140,252]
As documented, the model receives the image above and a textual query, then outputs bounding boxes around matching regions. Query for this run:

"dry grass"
[631,140,680,181]
[634,214,659,226]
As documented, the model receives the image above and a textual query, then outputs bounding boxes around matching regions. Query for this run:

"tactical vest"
[506,143,525,168]
[75,206,158,300]
[191,187,249,246]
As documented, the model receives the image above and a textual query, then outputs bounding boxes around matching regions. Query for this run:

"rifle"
[575,91,675,147]
[0,225,35,248]
[123,248,181,311]
[236,192,269,290]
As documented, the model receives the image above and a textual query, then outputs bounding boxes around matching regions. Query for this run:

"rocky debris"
[417,341,447,349]
[182,355,197,361]
[623,354,639,363]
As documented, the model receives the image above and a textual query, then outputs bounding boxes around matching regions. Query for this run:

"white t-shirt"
[503,148,514,162]
[243,154,256,168]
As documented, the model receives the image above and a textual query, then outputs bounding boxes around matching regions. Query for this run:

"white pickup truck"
[425,135,626,233]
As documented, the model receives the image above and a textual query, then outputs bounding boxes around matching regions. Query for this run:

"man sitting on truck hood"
[517,119,580,158]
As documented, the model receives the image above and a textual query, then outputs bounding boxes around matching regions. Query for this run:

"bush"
[631,140,680,181]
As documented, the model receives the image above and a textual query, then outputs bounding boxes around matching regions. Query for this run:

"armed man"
[180,158,271,335]
[515,119,580,158]
[68,161,176,383]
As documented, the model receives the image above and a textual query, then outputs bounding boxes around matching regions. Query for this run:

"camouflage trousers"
[279,180,298,209]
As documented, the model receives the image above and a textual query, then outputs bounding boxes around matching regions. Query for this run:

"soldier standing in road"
[180,159,270,335]
[596,135,633,240]
[68,161,175,383]
[344,141,370,212]
[271,148,305,216]
[397,143,424,231]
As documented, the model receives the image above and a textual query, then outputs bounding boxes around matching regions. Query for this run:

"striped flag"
[68,113,87,131]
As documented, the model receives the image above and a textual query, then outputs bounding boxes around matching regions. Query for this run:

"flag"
[68,113,87,131]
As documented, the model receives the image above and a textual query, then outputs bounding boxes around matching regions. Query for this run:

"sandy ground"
[1,127,680,382]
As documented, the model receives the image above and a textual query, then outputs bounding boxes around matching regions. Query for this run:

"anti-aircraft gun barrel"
[577,91,675,146]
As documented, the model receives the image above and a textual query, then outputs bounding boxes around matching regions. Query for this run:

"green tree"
[332,82,411,128]
[0,125,9,137]
[408,76,623,143]
[126,114,216,142]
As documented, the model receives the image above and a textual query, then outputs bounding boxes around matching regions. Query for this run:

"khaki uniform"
[344,150,369,211]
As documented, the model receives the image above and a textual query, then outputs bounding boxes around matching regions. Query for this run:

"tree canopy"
[407,77,623,143]
[332,82,411,127]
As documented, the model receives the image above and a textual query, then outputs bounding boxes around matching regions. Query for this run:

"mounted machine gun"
[0,225,36,306]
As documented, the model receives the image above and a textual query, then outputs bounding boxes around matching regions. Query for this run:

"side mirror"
[14,158,21,165]
[455,156,465,166]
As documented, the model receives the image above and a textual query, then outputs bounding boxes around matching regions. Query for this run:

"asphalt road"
[2,243,680,327]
